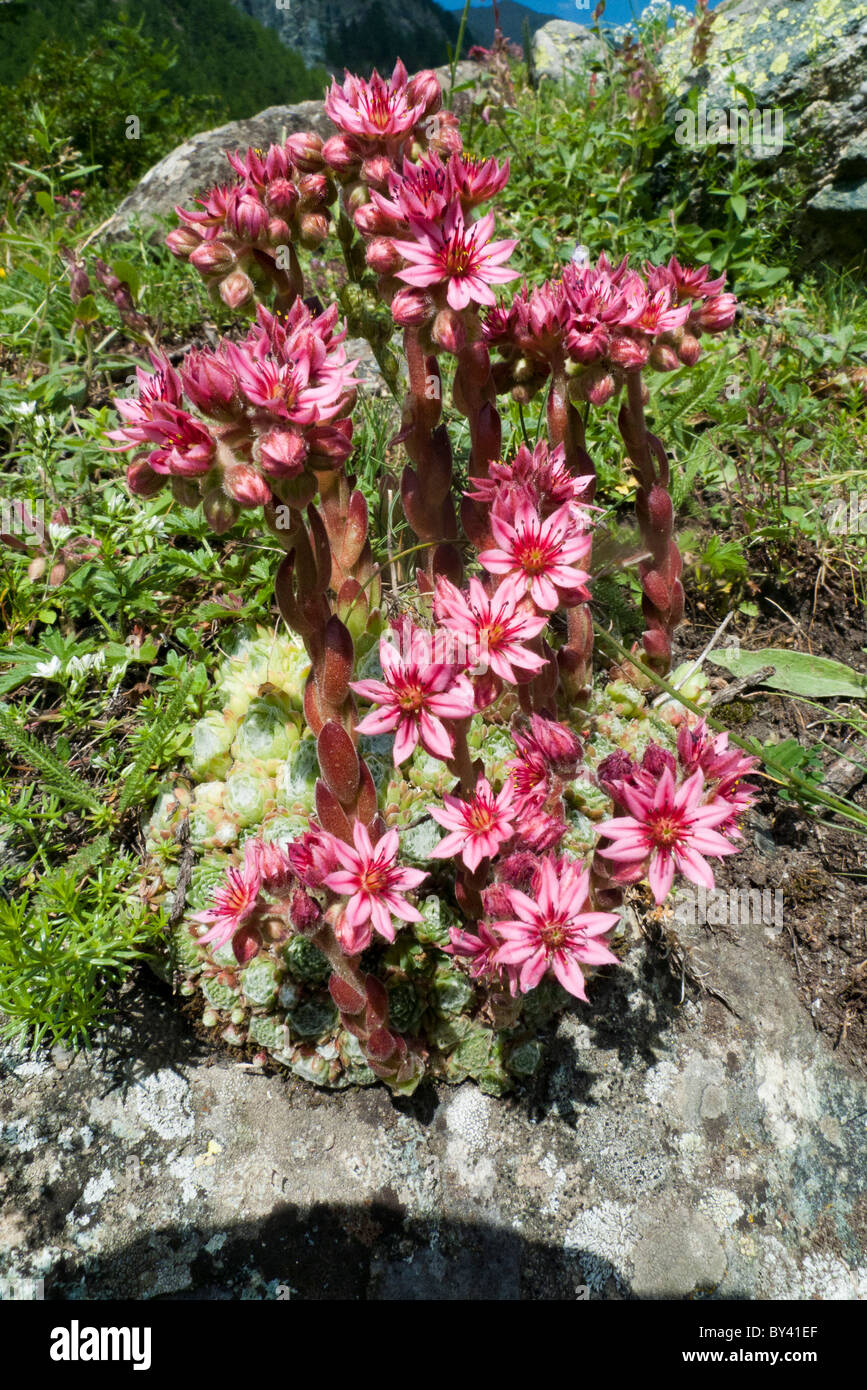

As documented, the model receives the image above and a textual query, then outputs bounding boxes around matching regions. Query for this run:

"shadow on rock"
[47,1202,631,1301]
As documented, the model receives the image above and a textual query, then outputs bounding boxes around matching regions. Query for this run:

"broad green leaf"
[110,259,141,300]
[707,647,867,699]
[729,194,747,223]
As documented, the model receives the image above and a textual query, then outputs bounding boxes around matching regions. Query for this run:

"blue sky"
[439,0,715,26]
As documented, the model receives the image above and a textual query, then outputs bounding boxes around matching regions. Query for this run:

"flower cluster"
[322,60,461,177]
[167,135,335,310]
[109,300,359,525]
[193,824,427,961]
[486,251,737,406]
[321,64,515,338]
[129,57,753,1095]
[594,723,759,903]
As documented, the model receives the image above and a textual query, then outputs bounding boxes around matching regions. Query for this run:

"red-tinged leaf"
[275,552,306,635]
[364,975,389,1030]
[306,503,332,594]
[315,779,354,842]
[337,578,368,641]
[366,1026,398,1062]
[356,761,379,824]
[319,615,354,707]
[304,675,325,735]
[471,400,501,479]
[336,489,368,571]
[232,924,262,964]
[646,483,673,535]
[400,466,435,538]
[417,424,453,506]
[329,973,366,1016]
[317,720,360,807]
[367,1057,399,1078]
[432,542,463,587]
[641,568,671,613]
[460,495,492,548]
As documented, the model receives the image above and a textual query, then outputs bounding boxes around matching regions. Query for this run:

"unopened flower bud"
[257,428,308,477]
[649,342,680,372]
[190,240,236,275]
[390,287,430,327]
[232,193,269,241]
[165,226,202,258]
[365,236,402,274]
[677,332,702,366]
[431,307,466,355]
[127,458,167,497]
[297,212,329,248]
[360,155,392,191]
[171,476,201,508]
[27,555,47,581]
[353,201,392,237]
[219,269,255,309]
[181,353,237,415]
[321,133,362,179]
[344,180,370,215]
[264,177,299,218]
[266,217,292,245]
[693,292,737,333]
[407,69,442,115]
[49,561,67,587]
[223,464,272,507]
[285,130,325,172]
[297,172,333,210]
[609,333,649,370]
[289,886,322,932]
[203,487,241,533]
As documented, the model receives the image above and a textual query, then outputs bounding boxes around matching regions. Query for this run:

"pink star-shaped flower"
[478,500,592,611]
[323,822,427,950]
[596,766,738,904]
[351,624,475,765]
[434,576,547,684]
[492,857,619,1000]
[393,203,516,311]
[429,777,516,872]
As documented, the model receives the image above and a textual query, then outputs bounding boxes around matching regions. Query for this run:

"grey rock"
[2,897,865,1300]
[659,0,867,254]
[107,101,332,237]
[631,1201,726,1298]
[532,20,606,83]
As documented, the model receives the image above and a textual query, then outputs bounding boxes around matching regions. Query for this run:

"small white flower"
[33,656,63,679]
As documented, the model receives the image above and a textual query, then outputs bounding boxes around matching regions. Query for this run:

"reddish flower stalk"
[398,326,463,589]
[618,370,683,676]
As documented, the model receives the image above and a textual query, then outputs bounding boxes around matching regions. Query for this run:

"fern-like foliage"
[653,351,732,432]
[117,664,197,817]
[0,703,100,813]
